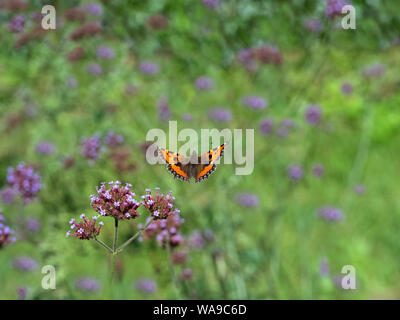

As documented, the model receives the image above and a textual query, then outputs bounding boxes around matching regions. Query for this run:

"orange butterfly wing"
[195,143,226,182]
[158,147,189,181]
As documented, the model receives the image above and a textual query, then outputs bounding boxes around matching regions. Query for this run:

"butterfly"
[158,143,226,182]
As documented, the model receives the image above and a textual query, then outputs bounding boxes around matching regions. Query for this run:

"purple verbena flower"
[8,15,25,33]
[209,108,232,122]
[195,76,214,90]
[181,268,193,280]
[320,258,330,276]
[260,118,274,136]
[35,141,55,155]
[142,188,179,220]
[86,63,103,76]
[12,257,38,271]
[325,0,349,19]
[7,163,42,203]
[304,18,322,32]
[135,279,157,294]
[236,193,260,208]
[0,212,16,248]
[67,214,103,240]
[83,3,103,16]
[318,206,344,222]
[75,277,101,292]
[354,185,365,195]
[96,46,115,59]
[341,82,353,95]
[91,182,141,221]
[104,131,124,148]
[143,215,185,248]
[81,134,101,162]
[305,104,322,126]
[17,287,28,300]
[242,96,267,110]
[312,164,325,177]
[139,61,159,75]
[1,187,16,205]
[288,165,304,181]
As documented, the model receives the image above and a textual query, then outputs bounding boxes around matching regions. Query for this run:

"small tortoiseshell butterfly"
[158,143,226,183]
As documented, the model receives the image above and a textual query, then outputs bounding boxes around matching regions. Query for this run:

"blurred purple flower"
[86,63,103,76]
[135,279,157,294]
[304,18,322,32]
[27,218,41,233]
[157,97,171,121]
[8,15,25,33]
[305,104,322,126]
[83,3,103,16]
[0,213,16,248]
[363,64,386,78]
[12,257,38,272]
[181,268,193,280]
[75,277,101,292]
[277,127,288,137]
[104,131,124,148]
[312,164,325,178]
[341,82,353,95]
[236,193,260,208]
[209,108,232,122]
[188,230,206,250]
[182,113,193,121]
[7,163,42,203]
[201,0,220,9]
[96,46,115,59]
[242,96,267,110]
[195,76,214,90]
[1,187,16,205]
[17,287,28,300]
[280,118,297,128]
[139,61,159,75]
[81,134,101,162]
[260,118,274,136]
[36,141,55,155]
[288,165,304,181]
[320,258,330,276]
[325,0,349,19]
[354,185,365,195]
[318,206,344,222]
[67,77,78,88]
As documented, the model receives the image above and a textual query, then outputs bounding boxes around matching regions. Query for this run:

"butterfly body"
[159,143,226,183]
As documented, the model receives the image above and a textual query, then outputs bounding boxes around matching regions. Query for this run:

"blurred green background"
[0,0,400,299]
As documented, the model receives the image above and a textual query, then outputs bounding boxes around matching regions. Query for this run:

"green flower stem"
[94,236,113,253]
[116,218,154,253]
[166,239,182,299]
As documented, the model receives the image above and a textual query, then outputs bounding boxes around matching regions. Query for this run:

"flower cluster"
[75,277,101,292]
[143,214,185,248]
[7,163,42,203]
[8,15,25,33]
[104,131,124,148]
[139,61,159,75]
[66,214,104,240]
[142,188,180,220]
[318,207,344,222]
[242,96,267,110]
[12,256,38,271]
[208,108,232,122]
[325,0,349,19]
[96,45,115,59]
[0,211,16,248]
[288,165,304,181]
[81,134,101,162]
[305,104,322,126]
[91,182,141,220]
[35,140,55,155]
[195,76,214,91]
[236,193,260,208]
